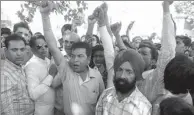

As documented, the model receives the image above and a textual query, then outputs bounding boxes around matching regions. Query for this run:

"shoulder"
[100,87,115,98]
[89,67,102,79]
[134,88,152,108]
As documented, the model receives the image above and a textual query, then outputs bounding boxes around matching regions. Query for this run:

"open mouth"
[73,64,79,68]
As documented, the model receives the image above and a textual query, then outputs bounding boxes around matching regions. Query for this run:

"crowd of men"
[1,1,194,115]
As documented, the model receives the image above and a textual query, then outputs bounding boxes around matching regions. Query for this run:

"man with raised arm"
[39,2,104,115]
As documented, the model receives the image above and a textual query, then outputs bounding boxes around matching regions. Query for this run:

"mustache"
[113,78,136,94]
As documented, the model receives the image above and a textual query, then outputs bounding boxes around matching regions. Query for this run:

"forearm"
[99,26,115,71]
[28,75,53,100]
[99,26,115,88]
[114,34,127,50]
[41,14,63,65]
[85,24,94,40]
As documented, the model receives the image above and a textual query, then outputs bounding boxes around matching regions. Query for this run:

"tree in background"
[174,1,194,30]
[16,1,88,23]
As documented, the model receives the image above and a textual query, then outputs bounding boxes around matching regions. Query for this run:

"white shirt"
[25,55,55,115]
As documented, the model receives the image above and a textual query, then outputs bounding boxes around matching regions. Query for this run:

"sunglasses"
[36,44,48,50]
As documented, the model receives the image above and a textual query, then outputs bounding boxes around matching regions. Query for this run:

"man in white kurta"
[25,35,55,115]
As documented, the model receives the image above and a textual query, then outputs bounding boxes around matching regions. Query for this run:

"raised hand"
[111,22,122,35]
[100,2,108,14]
[39,1,55,15]
[93,7,106,27]
[162,1,173,12]
[88,15,97,25]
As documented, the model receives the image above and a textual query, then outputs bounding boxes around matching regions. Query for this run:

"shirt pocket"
[86,86,99,104]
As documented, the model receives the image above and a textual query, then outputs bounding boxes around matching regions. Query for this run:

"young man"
[175,35,191,55]
[1,34,34,115]
[25,35,55,115]
[96,49,152,115]
[152,54,194,115]
[13,22,33,64]
[39,2,105,115]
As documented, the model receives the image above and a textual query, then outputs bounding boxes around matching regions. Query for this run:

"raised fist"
[88,15,97,25]
[111,22,122,35]
[100,2,108,14]
[93,7,106,27]
[39,1,56,15]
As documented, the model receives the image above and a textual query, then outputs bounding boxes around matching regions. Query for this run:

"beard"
[113,77,136,94]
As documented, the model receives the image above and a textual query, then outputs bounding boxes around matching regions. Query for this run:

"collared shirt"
[1,59,34,115]
[136,12,176,104]
[25,55,54,115]
[96,87,152,115]
[53,62,105,115]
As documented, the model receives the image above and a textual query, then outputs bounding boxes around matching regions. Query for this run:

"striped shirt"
[1,59,34,115]
[96,87,152,115]
[53,61,105,115]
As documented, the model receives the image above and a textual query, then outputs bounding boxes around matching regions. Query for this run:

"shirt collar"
[111,87,139,102]
[5,58,22,71]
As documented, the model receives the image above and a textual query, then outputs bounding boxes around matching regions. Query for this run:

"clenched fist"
[93,7,106,27]
[111,22,122,36]
[39,1,56,15]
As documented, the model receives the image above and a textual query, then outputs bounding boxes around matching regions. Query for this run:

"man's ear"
[87,56,91,64]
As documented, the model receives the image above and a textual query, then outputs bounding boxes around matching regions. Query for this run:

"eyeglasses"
[36,44,48,50]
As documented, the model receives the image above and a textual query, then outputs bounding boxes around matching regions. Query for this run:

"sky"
[1,1,176,42]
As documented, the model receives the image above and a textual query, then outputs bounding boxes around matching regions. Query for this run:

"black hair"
[61,24,77,35]
[92,34,101,44]
[176,35,191,47]
[160,97,194,115]
[13,22,30,33]
[164,54,193,94]
[89,45,104,68]
[121,35,130,41]
[4,34,26,48]
[139,40,158,61]
[1,27,11,36]
[71,42,92,57]
[29,35,46,48]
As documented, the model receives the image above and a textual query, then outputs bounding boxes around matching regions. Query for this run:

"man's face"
[176,38,186,54]
[5,40,26,66]
[138,47,152,70]
[87,36,97,47]
[121,36,129,43]
[93,50,105,68]
[63,33,79,56]
[69,48,90,73]
[132,38,141,49]
[14,27,30,43]
[33,39,48,59]
[2,34,9,38]
[190,45,194,57]
[114,61,136,94]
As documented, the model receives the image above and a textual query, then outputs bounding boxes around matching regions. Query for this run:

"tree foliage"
[174,1,194,19]
[174,1,194,30]
[16,1,88,23]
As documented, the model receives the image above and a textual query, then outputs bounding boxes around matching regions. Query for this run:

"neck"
[79,67,89,81]
[116,86,136,102]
